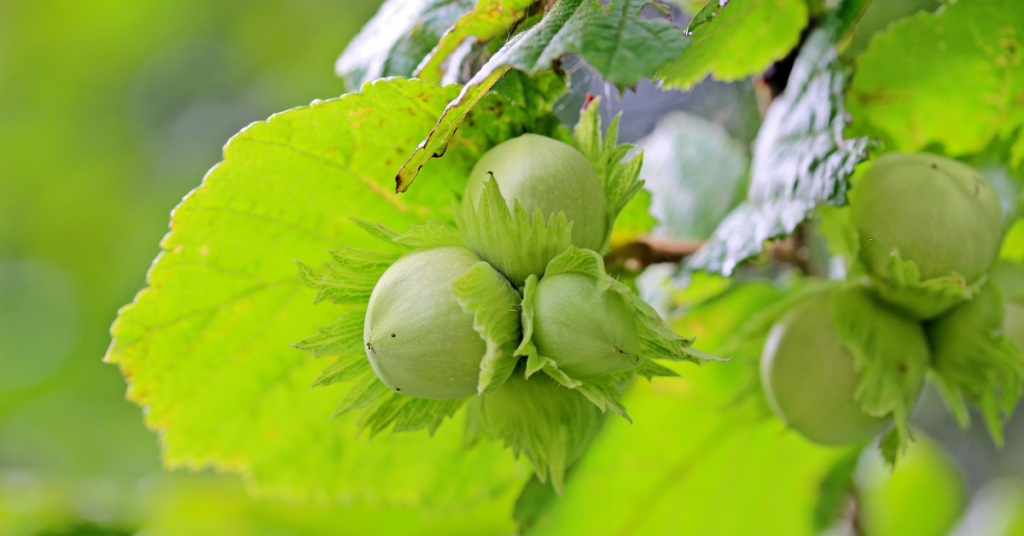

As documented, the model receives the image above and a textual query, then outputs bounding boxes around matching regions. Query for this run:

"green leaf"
[415,0,538,82]
[332,372,389,419]
[573,376,630,421]
[397,0,687,190]
[812,448,861,532]
[525,374,844,535]
[291,308,366,359]
[878,428,901,467]
[541,245,612,284]
[450,261,523,395]
[609,188,658,247]
[571,99,646,253]
[488,70,570,137]
[106,78,524,505]
[514,473,563,534]
[476,371,605,495]
[869,249,983,320]
[392,219,467,248]
[688,26,875,275]
[311,352,372,389]
[396,67,512,194]
[351,218,404,245]
[296,246,400,305]
[848,0,1024,158]
[829,286,930,455]
[631,359,681,381]
[395,70,568,194]
[659,0,809,90]
[717,279,836,356]
[473,0,688,90]
[335,0,475,90]
[454,177,573,288]
[356,392,468,438]
[817,205,860,263]
[640,111,750,241]
[927,280,1024,446]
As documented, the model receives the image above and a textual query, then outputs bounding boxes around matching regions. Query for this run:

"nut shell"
[760,292,891,445]
[364,246,486,400]
[532,272,641,378]
[466,134,607,251]
[850,152,1002,283]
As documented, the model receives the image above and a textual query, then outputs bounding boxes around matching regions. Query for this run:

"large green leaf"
[415,0,538,83]
[848,0,1024,161]
[396,0,687,191]
[660,0,809,90]
[335,0,475,90]
[525,366,842,535]
[106,78,533,504]
[520,281,841,534]
[687,24,874,275]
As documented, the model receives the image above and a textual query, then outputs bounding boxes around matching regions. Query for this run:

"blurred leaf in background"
[848,0,1024,161]
[640,111,749,242]
[0,260,79,392]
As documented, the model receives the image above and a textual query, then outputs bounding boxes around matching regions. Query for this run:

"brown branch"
[843,492,864,536]
[604,230,814,275]
[764,224,814,276]
[603,236,703,273]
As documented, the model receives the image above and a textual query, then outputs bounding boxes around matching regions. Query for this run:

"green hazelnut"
[850,152,1002,284]
[466,134,607,251]
[760,291,892,445]
[364,246,490,400]
[531,272,641,378]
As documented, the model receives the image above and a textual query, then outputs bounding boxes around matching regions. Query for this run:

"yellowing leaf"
[106,78,527,505]
[848,0,1024,157]
[661,0,809,90]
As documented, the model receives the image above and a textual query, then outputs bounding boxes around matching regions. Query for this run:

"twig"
[764,229,814,277]
[603,236,703,272]
[604,230,814,275]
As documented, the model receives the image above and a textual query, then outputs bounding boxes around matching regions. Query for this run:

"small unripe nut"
[850,152,1002,283]
[364,246,487,399]
[466,134,607,251]
[531,272,641,378]
[760,292,891,445]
